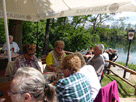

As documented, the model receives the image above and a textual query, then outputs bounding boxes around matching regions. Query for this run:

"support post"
[135,86,136,95]
[123,40,131,78]
[107,62,111,74]
[43,19,50,55]
[36,22,39,58]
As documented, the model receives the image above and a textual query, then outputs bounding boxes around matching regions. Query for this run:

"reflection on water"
[114,48,136,64]
[104,39,136,65]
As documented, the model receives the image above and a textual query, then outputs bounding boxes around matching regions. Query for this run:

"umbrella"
[1,0,136,61]
[1,0,136,21]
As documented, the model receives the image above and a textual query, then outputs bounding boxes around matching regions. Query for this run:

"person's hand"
[56,68,62,72]
[53,67,58,72]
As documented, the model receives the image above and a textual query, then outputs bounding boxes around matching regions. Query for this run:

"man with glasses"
[13,44,41,75]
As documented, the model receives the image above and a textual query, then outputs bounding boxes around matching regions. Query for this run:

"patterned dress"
[55,72,93,102]
[14,54,41,75]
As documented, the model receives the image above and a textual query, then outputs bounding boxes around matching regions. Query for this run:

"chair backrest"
[94,80,119,102]
[5,61,15,77]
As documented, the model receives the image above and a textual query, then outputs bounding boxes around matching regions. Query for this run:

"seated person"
[14,44,41,75]
[111,49,118,62]
[102,50,109,68]
[2,35,20,53]
[89,47,94,54]
[108,48,113,61]
[84,47,94,62]
[9,67,56,102]
[74,52,101,100]
[45,40,66,72]
[55,54,93,102]
[87,44,105,81]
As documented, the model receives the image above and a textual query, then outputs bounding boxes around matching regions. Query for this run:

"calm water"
[116,49,136,64]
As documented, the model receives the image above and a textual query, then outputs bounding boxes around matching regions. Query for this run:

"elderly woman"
[55,54,93,102]
[14,44,41,75]
[45,40,66,72]
[9,67,56,102]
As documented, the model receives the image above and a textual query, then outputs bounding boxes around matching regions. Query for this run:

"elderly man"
[2,35,20,52]
[87,44,105,81]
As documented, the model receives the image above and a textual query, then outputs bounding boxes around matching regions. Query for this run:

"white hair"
[95,44,104,53]
[9,35,13,39]
[12,67,56,102]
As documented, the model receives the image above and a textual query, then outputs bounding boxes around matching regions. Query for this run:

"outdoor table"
[0,53,20,60]
[0,81,11,102]
[0,53,20,77]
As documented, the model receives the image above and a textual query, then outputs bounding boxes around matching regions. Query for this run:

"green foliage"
[22,20,46,48]
[0,18,6,44]
[0,15,135,53]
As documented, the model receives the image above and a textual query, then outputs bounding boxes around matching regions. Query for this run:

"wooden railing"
[105,59,136,95]
[37,48,73,56]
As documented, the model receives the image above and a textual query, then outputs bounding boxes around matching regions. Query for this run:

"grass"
[101,73,136,98]
[117,62,136,71]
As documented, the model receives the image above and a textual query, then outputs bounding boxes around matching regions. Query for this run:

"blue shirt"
[2,41,20,52]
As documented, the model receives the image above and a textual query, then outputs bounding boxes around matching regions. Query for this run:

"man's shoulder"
[12,41,18,45]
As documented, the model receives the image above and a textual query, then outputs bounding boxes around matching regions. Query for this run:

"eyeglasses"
[8,90,20,96]
[56,47,63,50]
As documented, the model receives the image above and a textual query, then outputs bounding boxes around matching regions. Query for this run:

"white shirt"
[2,41,20,52]
[102,52,109,67]
[79,65,101,100]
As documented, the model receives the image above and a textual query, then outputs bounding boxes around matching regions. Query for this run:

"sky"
[105,11,136,25]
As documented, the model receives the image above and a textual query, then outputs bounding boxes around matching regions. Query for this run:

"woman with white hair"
[9,67,56,102]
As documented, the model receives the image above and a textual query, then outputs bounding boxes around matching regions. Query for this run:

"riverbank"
[101,74,136,98]
[117,62,136,71]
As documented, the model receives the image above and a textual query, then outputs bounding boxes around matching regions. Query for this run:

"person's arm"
[2,43,7,51]
[46,53,58,72]
[33,55,42,72]
[13,57,21,75]
[46,65,58,72]
[55,80,66,102]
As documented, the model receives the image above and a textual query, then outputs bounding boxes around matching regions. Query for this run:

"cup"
[12,47,14,52]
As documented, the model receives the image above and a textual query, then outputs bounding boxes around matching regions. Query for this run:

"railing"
[37,48,73,56]
[105,59,136,95]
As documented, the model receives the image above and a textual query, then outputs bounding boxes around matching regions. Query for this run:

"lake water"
[115,49,136,64]
[81,48,136,64]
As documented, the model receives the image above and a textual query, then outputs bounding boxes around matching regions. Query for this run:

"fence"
[105,59,136,95]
